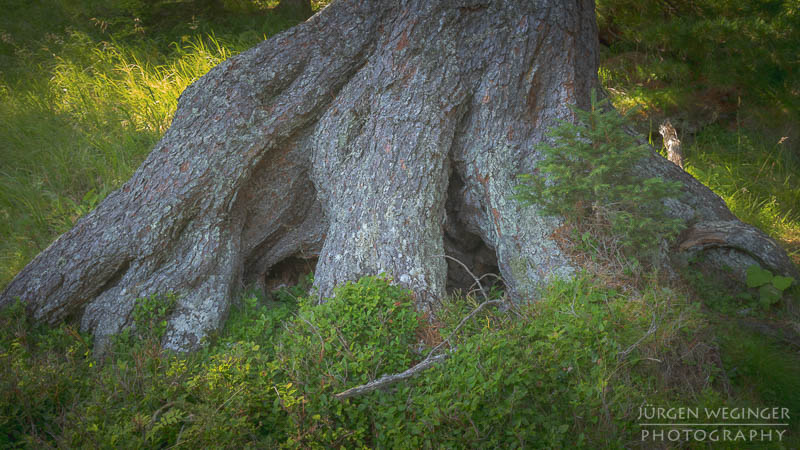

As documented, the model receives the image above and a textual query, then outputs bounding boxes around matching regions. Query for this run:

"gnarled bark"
[1,0,796,353]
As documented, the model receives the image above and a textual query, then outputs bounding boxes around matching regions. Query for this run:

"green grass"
[601,61,800,261]
[597,0,800,265]
[0,34,226,288]
[596,4,800,446]
[0,1,304,290]
[596,0,800,119]
[686,127,800,260]
[717,322,800,428]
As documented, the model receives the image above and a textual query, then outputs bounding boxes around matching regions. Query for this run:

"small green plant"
[109,291,178,360]
[220,290,296,346]
[745,264,795,309]
[131,292,178,340]
[515,89,684,260]
[0,301,93,446]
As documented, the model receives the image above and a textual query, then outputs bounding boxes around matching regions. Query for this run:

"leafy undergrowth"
[5,274,768,448]
[597,8,800,438]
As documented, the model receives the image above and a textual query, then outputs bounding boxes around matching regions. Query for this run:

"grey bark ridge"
[1,0,795,353]
[679,221,799,280]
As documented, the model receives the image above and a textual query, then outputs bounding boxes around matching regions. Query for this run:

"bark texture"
[1,0,796,352]
[659,119,684,169]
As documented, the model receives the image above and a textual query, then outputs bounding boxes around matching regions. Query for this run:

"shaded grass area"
[717,321,800,420]
[596,0,800,120]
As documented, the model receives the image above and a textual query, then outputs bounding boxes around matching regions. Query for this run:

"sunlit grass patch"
[684,126,800,263]
[0,0,302,289]
[50,32,232,135]
[601,54,800,267]
[0,31,256,289]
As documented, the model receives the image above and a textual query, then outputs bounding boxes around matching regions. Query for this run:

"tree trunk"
[1,0,796,353]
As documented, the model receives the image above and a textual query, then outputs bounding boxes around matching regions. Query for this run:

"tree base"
[1,0,795,353]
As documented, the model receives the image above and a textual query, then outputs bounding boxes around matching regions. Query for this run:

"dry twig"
[334,353,449,399]
[334,254,505,399]
[335,298,503,399]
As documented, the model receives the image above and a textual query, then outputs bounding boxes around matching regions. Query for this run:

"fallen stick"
[335,298,504,400]
[335,353,449,399]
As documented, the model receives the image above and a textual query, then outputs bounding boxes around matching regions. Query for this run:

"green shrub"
[108,292,177,358]
[405,278,626,447]
[515,90,684,260]
[221,290,298,347]
[274,275,421,447]
[59,289,299,448]
[377,274,719,448]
